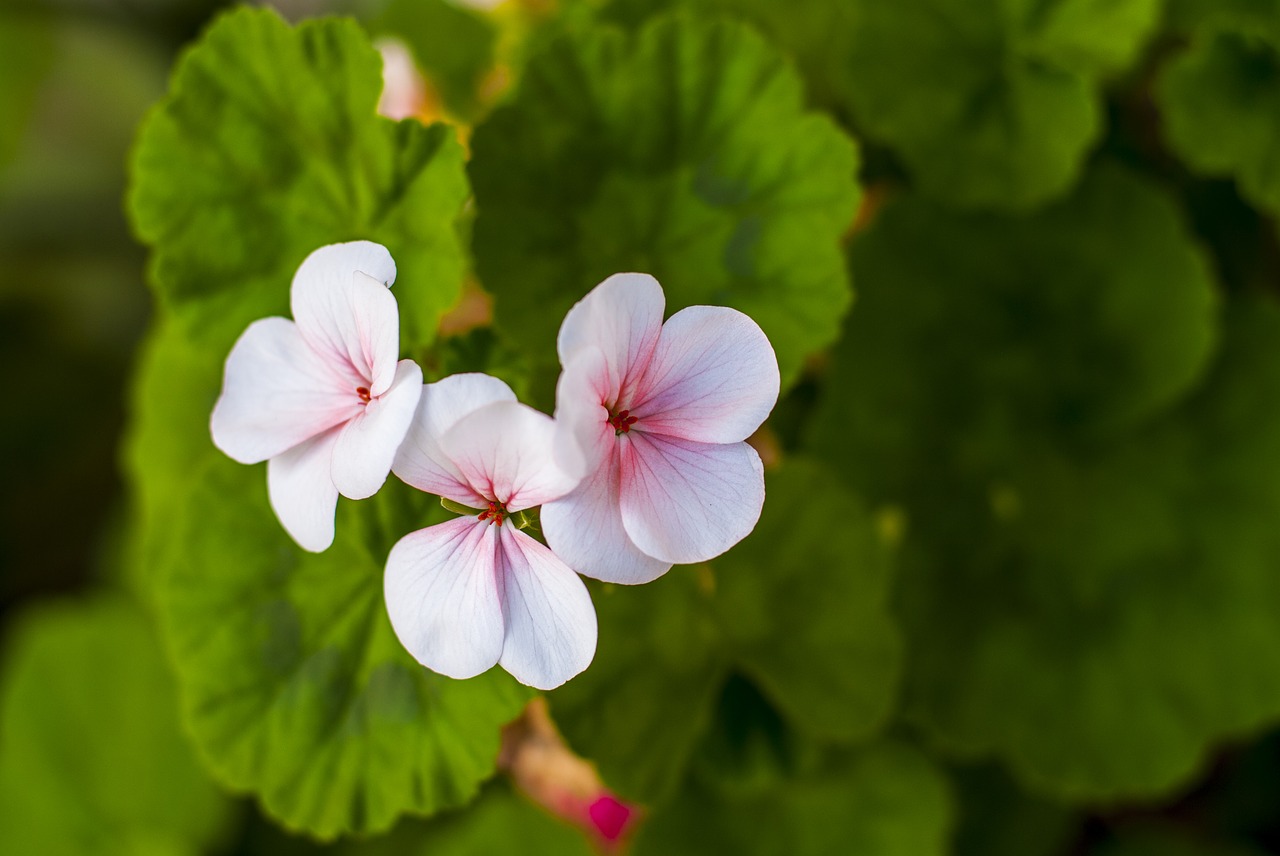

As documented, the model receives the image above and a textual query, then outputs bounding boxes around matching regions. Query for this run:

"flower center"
[477,500,507,526]
[607,408,638,435]
[356,386,372,403]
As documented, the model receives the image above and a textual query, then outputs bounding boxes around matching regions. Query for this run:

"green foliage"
[0,11,53,167]
[469,13,860,388]
[1159,20,1280,215]
[128,6,469,350]
[634,740,952,856]
[842,0,1159,209]
[551,460,901,803]
[807,163,1280,802]
[342,785,596,856]
[0,596,231,856]
[31,0,1280,852]
[951,764,1079,856]
[1095,826,1270,856]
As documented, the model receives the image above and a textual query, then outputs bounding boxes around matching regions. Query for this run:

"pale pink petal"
[211,317,359,464]
[393,373,517,505]
[619,434,765,565]
[496,526,597,690]
[440,401,580,511]
[291,241,401,395]
[267,427,342,552]
[331,359,423,500]
[542,441,673,584]
[384,517,505,680]
[556,273,664,406]
[630,306,779,444]
[552,346,614,480]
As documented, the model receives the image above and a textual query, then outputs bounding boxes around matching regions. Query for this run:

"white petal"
[552,346,614,481]
[384,517,505,680]
[630,306,779,444]
[542,439,673,584]
[331,360,423,500]
[496,526,597,690]
[440,401,580,511]
[211,317,359,464]
[291,241,401,396]
[619,434,765,565]
[556,273,664,405]
[267,428,342,552]
[393,373,517,505]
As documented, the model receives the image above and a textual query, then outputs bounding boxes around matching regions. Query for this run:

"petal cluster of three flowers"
[210,243,779,690]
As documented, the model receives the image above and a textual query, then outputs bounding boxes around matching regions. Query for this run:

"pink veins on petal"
[386,373,597,690]
[542,272,780,580]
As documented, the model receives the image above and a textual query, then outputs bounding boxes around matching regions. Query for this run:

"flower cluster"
[211,242,779,689]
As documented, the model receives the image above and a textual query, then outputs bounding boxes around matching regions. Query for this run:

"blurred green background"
[6,0,1280,853]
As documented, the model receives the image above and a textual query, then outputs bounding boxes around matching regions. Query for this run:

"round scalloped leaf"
[806,169,1280,798]
[633,741,952,856]
[550,461,901,804]
[127,7,468,351]
[468,13,859,388]
[0,596,232,856]
[808,163,1217,486]
[157,433,531,838]
[1158,25,1280,216]
[843,0,1159,210]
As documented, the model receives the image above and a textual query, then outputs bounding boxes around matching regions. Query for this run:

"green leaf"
[127,6,469,351]
[469,13,859,389]
[1158,26,1280,216]
[372,0,497,120]
[807,166,1280,800]
[0,595,232,856]
[842,0,1160,209]
[158,445,532,839]
[550,460,901,804]
[340,784,596,856]
[633,740,952,856]
[0,11,53,168]
[952,764,1079,856]
[713,461,902,742]
[550,570,727,804]
[1166,0,1280,40]
[1095,826,1270,856]
[808,163,1218,488]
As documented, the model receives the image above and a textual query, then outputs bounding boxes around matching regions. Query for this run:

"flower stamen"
[356,385,372,403]
[607,408,638,435]
[478,500,507,526]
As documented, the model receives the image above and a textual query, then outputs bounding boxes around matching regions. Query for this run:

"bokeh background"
[5,0,1280,854]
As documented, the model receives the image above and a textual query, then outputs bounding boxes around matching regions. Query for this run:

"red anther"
[606,408,639,435]
[479,500,507,526]
[356,386,372,403]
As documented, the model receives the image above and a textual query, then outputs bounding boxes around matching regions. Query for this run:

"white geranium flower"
[385,374,597,691]
[210,241,423,552]
[542,273,780,583]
